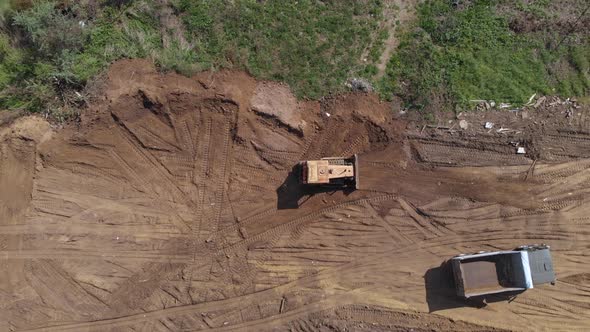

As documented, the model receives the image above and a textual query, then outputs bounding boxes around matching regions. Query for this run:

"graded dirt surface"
[1,59,590,332]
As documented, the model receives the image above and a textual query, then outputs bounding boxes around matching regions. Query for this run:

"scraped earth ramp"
[1,60,589,332]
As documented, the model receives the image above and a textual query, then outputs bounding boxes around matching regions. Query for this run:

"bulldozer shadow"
[276,164,355,209]
[425,261,524,312]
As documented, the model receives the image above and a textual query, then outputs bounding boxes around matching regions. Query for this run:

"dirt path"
[1,59,589,332]
[375,0,417,78]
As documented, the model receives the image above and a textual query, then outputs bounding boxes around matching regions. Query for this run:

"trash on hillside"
[459,120,469,130]
[516,147,526,154]
[484,122,494,129]
[524,93,537,106]
[533,96,546,108]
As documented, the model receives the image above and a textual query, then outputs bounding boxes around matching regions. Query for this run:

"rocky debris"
[459,119,469,130]
[471,95,581,117]
[250,81,306,132]
[533,96,546,108]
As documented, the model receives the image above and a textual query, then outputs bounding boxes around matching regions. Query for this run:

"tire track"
[18,225,588,331]
[341,136,366,156]
[110,122,191,207]
[1,249,191,263]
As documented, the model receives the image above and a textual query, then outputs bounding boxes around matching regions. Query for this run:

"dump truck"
[299,154,359,189]
[451,244,555,298]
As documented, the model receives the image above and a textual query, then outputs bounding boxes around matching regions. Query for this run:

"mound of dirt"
[1,59,589,332]
[250,82,306,133]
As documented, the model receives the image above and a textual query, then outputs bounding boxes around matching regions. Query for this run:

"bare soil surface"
[1,59,589,332]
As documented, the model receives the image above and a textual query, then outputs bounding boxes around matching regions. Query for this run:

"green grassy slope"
[378,0,590,112]
[0,0,588,120]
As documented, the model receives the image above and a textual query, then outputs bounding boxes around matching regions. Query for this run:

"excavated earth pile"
[1,59,590,332]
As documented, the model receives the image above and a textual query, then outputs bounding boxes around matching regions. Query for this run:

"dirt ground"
[1,59,589,332]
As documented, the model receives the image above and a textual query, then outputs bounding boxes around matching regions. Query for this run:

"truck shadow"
[276,165,354,209]
[425,261,525,312]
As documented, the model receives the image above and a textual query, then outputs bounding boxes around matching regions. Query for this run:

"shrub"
[13,2,86,60]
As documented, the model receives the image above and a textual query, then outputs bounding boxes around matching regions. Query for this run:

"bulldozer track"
[412,139,530,166]
[302,120,338,160]
[107,149,150,193]
[256,148,300,164]
[226,194,400,254]
[113,123,190,205]
[68,162,124,185]
[341,136,366,156]
[209,120,233,236]
[1,249,192,263]
[0,223,188,237]
[179,118,195,154]
[533,160,590,181]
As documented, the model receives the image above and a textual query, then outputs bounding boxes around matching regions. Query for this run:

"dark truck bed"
[451,246,555,298]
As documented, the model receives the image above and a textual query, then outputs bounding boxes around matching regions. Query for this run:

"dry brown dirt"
[1,59,589,332]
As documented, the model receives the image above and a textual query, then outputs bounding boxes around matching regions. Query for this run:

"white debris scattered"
[533,96,546,108]
[484,122,494,129]
[525,93,537,106]
[516,147,526,154]
[459,120,469,130]
[499,103,511,109]
[325,112,331,117]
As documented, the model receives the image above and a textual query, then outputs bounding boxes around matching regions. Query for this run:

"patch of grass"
[514,0,551,18]
[379,0,589,112]
[176,0,384,98]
